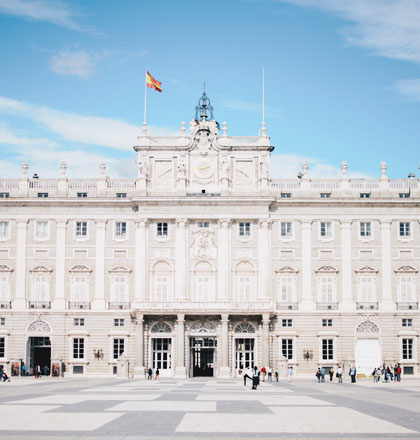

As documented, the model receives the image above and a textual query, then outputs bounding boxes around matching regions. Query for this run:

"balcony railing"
[28,301,51,309]
[357,302,378,310]
[0,301,11,309]
[316,302,338,310]
[397,302,418,310]
[108,302,130,310]
[276,302,298,310]
[132,301,275,312]
[68,302,90,310]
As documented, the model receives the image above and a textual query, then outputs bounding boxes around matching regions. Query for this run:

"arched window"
[152,261,173,302]
[69,265,92,303]
[234,322,256,334]
[235,261,255,302]
[316,266,338,303]
[109,266,131,303]
[194,261,215,302]
[151,322,172,333]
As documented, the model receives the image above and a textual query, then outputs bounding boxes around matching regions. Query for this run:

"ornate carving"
[138,160,149,178]
[220,158,230,179]
[260,159,269,179]
[395,265,418,273]
[151,322,172,333]
[0,265,13,272]
[109,266,131,273]
[234,322,256,334]
[315,265,339,274]
[69,265,92,273]
[192,229,217,259]
[27,320,51,333]
[355,266,378,274]
[29,265,53,273]
[276,266,299,274]
[177,157,187,178]
[189,320,217,336]
[356,321,379,333]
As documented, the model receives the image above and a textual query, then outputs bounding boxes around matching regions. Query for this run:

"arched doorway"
[355,321,381,377]
[26,320,52,375]
[188,321,217,377]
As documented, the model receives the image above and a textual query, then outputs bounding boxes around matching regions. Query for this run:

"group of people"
[147,367,160,380]
[372,364,402,383]
[316,365,349,383]
[241,365,294,389]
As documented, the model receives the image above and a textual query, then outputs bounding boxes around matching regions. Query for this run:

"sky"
[0,0,420,179]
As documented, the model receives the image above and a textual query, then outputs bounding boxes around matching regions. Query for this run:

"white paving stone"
[107,401,216,412]
[10,394,161,404]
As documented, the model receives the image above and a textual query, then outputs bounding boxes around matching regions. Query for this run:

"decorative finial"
[222,122,228,136]
[260,121,267,136]
[195,87,214,121]
[99,162,106,176]
[21,162,28,176]
[341,161,348,179]
[203,81,206,94]
[302,161,309,177]
[60,161,67,177]
[380,161,387,180]
[180,122,186,133]
[141,122,148,135]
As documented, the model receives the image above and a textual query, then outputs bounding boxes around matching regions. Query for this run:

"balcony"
[397,302,418,310]
[132,301,275,313]
[0,301,11,309]
[357,302,378,310]
[316,302,338,310]
[276,302,298,310]
[108,302,130,310]
[28,301,51,309]
[68,302,90,310]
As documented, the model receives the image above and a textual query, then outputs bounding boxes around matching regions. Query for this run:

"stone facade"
[0,91,418,378]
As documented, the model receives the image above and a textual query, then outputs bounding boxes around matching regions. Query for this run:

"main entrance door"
[27,337,51,375]
[355,338,381,377]
[190,337,217,377]
[152,338,172,377]
[235,338,255,372]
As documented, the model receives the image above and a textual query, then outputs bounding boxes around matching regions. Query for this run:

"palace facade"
[0,91,419,378]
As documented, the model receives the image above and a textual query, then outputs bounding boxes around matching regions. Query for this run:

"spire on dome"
[195,84,214,121]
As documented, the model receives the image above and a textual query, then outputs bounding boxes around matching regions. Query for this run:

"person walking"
[267,367,273,382]
[21,363,26,377]
[275,369,279,382]
[252,366,260,390]
[320,367,326,383]
[337,365,343,383]
[148,367,153,380]
[396,364,402,382]
[287,366,293,383]
[329,368,334,382]
[261,366,267,382]
[316,368,321,383]
[154,368,160,381]
[373,368,378,383]
[349,366,357,383]
[243,367,252,387]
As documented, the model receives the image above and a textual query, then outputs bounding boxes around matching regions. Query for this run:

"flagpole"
[143,67,148,125]
[262,66,265,124]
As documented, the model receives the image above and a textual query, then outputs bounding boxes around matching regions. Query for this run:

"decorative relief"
[29,265,53,273]
[27,320,51,333]
[315,265,339,274]
[69,265,92,273]
[191,229,217,259]
[356,321,379,334]
[355,266,378,274]
[394,265,418,273]
[189,320,217,336]
[234,322,256,334]
[275,266,299,274]
[151,322,172,333]
[109,266,132,273]
[0,264,13,272]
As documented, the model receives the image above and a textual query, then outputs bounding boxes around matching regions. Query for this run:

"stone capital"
[136,218,149,228]
[177,313,185,322]
[95,220,107,227]
[218,219,231,228]
[258,219,272,228]
[220,313,229,322]
[175,218,189,228]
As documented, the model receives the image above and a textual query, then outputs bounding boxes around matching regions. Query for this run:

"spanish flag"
[146,71,162,93]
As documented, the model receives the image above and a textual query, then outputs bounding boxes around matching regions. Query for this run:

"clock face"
[194,160,214,178]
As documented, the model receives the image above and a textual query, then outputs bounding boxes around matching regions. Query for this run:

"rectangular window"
[74,318,84,327]
[114,318,124,327]
[320,222,332,238]
[360,193,370,198]
[198,222,209,228]
[319,276,334,302]
[400,222,411,237]
[402,338,413,360]
[0,337,4,358]
[0,318,5,325]
[72,275,88,303]
[322,339,334,360]
[37,193,48,198]
[157,222,168,237]
[239,222,251,237]
[282,339,293,360]
[0,275,9,302]
[322,319,333,327]
[115,222,127,238]
[402,319,413,327]
[77,192,87,198]
[155,276,168,302]
[116,193,127,198]
[0,193,9,198]
[281,193,291,198]
[320,193,331,198]
[35,221,48,239]
[360,222,371,237]
[278,276,294,303]
[113,338,125,359]
[399,276,415,303]
[73,338,85,359]
[32,275,49,301]
[280,222,292,237]
[0,221,9,238]
[196,275,210,302]
[282,319,292,327]
[238,276,251,302]
[399,193,410,198]
[358,276,376,303]
[75,221,87,237]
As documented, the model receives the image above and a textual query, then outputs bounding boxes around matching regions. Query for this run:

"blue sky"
[0,0,420,179]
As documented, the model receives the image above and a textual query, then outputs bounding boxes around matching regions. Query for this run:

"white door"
[355,339,381,377]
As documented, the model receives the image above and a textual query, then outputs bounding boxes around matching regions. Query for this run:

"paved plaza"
[0,376,419,439]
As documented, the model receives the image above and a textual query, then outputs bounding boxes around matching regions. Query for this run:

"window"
[318,275,335,302]
[322,339,334,360]
[402,338,413,360]
[322,319,332,327]
[320,193,331,198]
[73,338,85,359]
[115,222,127,238]
[0,318,5,325]
[196,275,210,302]
[157,222,168,237]
[113,338,125,359]
[35,221,48,239]
[155,275,168,302]
[360,193,370,198]
[360,222,371,237]
[116,193,127,198]
[114,318,124,327]
[0,337,4,358]
[0,193,9,198]
[281,193,291,198]
[280,222,292,238]
[320,222,332,238]
[282,339,293,360]
[111,275,128,303]
[32,275,50,301]
[71,275,89,303]
[399,193,410,199]
[37,193,48,198]
[398,275,416,303]
[357,276,376,302]
[238,276,251,302]
[0,275,10,302]
[399,222,411,238]
[77,192,87,198]
[74,318,84,327]
[278,276,295,303]
[402,319,413,327]
[75,221,87,237]
[282,319,292,327]
[198,222,209,228]
[239,222,251,237]
[0,221,9,239]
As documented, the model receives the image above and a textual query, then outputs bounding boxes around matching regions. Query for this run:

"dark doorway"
[190,337,216,377]
[28,337,51,375]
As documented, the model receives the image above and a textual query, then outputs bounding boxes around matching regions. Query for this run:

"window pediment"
[69,265,92,273]
[395,265,418,274]
[109,265,132,273]
[315,265,338,274]
[355,266,378,274]
[0,264,13,273]
[30,265,53,273]
[276,266,298,274]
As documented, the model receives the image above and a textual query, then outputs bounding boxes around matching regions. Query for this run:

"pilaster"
[300,221,314,310]
[175,314,186,377]
[258,220,271,300]
[13,219,28,309]
[135,219,148,302]
[217,219,231,300]
[134,313,145,378]
[341,221,355,311]
[175,219,188,300]
[219,314,230,378]
[381,220,395,311]
[262,313,270,368]
[52,220,67,310]
[92,220,106,310]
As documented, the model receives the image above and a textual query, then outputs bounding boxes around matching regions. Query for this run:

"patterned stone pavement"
[0,376,419,439]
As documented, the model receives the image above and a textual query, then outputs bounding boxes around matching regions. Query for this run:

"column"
[92,220,106,310]
[52,220,67,310]
[262,313,270,368]
[218,219,231,300]
[175,219,188,300]
[13,219,28,309]
[341,221,354,311]
[258,220,271,300]
[300,221,314,310]
[381,221,395,311]
[175,313,186,377]
[135,219,148,302]
[219,314,230,378]
[134,313,145,377]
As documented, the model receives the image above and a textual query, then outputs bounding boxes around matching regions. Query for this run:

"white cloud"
[49,50,96,78]
[0,124,58,147]
[395,78,420,101]
[218,95,283,119]
[278,0,420,64]
[0,0,82,30]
